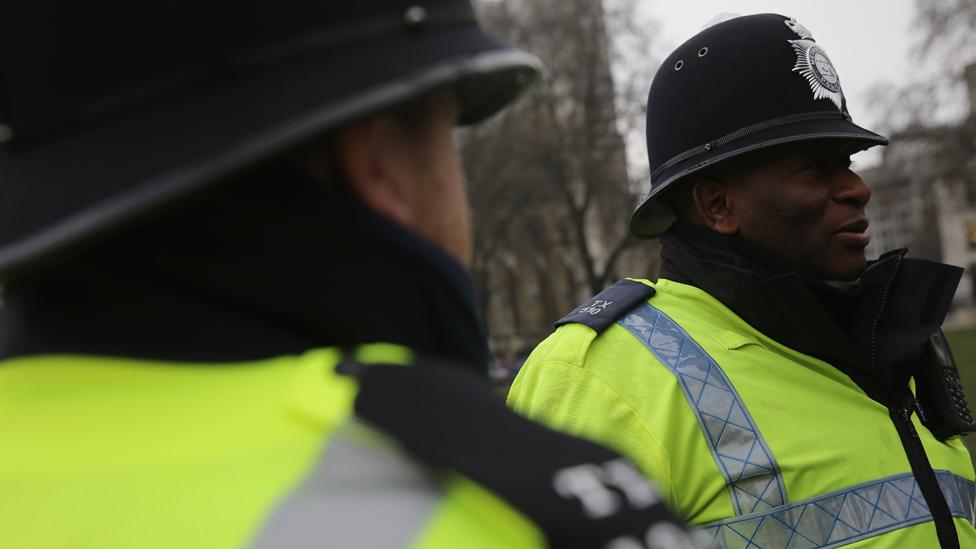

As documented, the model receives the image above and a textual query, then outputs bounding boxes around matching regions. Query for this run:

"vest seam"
[535,323,600,369]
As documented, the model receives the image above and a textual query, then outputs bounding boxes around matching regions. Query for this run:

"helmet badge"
[785,17,844,111]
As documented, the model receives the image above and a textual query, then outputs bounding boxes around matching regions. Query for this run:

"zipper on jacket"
[871,252,959,549]
[871,252,958,548]
[889,400,959,548]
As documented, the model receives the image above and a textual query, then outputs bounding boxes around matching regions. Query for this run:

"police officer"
[509,13,976,548]
[0,1,704,548]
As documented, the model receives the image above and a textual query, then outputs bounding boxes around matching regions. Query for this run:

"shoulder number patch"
[555,279,656,334]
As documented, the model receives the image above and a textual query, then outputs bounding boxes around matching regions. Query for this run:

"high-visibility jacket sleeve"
[508,323,677,510]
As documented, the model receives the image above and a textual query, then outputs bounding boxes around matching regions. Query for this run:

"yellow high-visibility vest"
[0,344,544,549]
[509,278,976,548]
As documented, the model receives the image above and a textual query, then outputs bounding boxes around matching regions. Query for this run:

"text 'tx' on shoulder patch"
[555,280,655,334]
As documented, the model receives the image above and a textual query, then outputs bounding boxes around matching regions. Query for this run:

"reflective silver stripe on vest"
[250,421,442,549]
[702,470,976,548]
[619,303,787,515]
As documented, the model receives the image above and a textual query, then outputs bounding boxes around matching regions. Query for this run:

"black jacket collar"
[0,169,489,373]
[660,221,962,402]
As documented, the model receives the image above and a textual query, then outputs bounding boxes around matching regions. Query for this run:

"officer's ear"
[335,115,416,227]
[690,178,739,235]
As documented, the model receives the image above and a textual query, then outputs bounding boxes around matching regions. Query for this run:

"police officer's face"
[333,92,472,267]
[699,143,872,280]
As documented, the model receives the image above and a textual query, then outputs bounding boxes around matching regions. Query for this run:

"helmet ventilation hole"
[674,60,684,71]
[698,47,709,57]
[403,6,428,29]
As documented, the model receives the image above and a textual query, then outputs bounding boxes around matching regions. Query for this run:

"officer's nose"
[833,169,872,209]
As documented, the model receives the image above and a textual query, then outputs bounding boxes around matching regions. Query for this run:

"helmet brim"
[630,116,888,238]
[0,26,540,277]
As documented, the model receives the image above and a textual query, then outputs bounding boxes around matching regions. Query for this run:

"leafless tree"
[914,0,976,62]
[463,0,660,354]
[868,0,976,132]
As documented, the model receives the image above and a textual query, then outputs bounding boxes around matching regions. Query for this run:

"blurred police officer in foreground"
[0,1,707,548]
[510,13,976,548]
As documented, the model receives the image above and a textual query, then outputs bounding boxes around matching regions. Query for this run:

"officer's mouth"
[832,218,870,248]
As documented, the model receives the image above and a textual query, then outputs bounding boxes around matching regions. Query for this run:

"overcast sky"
[639,1,919,167]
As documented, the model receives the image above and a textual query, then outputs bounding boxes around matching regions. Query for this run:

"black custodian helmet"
[0,0,540,276]
[630,13,888,237]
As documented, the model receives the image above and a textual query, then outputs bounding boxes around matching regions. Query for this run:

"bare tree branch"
[463,0,660,355]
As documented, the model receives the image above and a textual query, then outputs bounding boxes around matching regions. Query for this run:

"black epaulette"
[555,279,655,334]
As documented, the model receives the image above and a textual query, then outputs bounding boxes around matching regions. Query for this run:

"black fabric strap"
[345,357,701,549]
